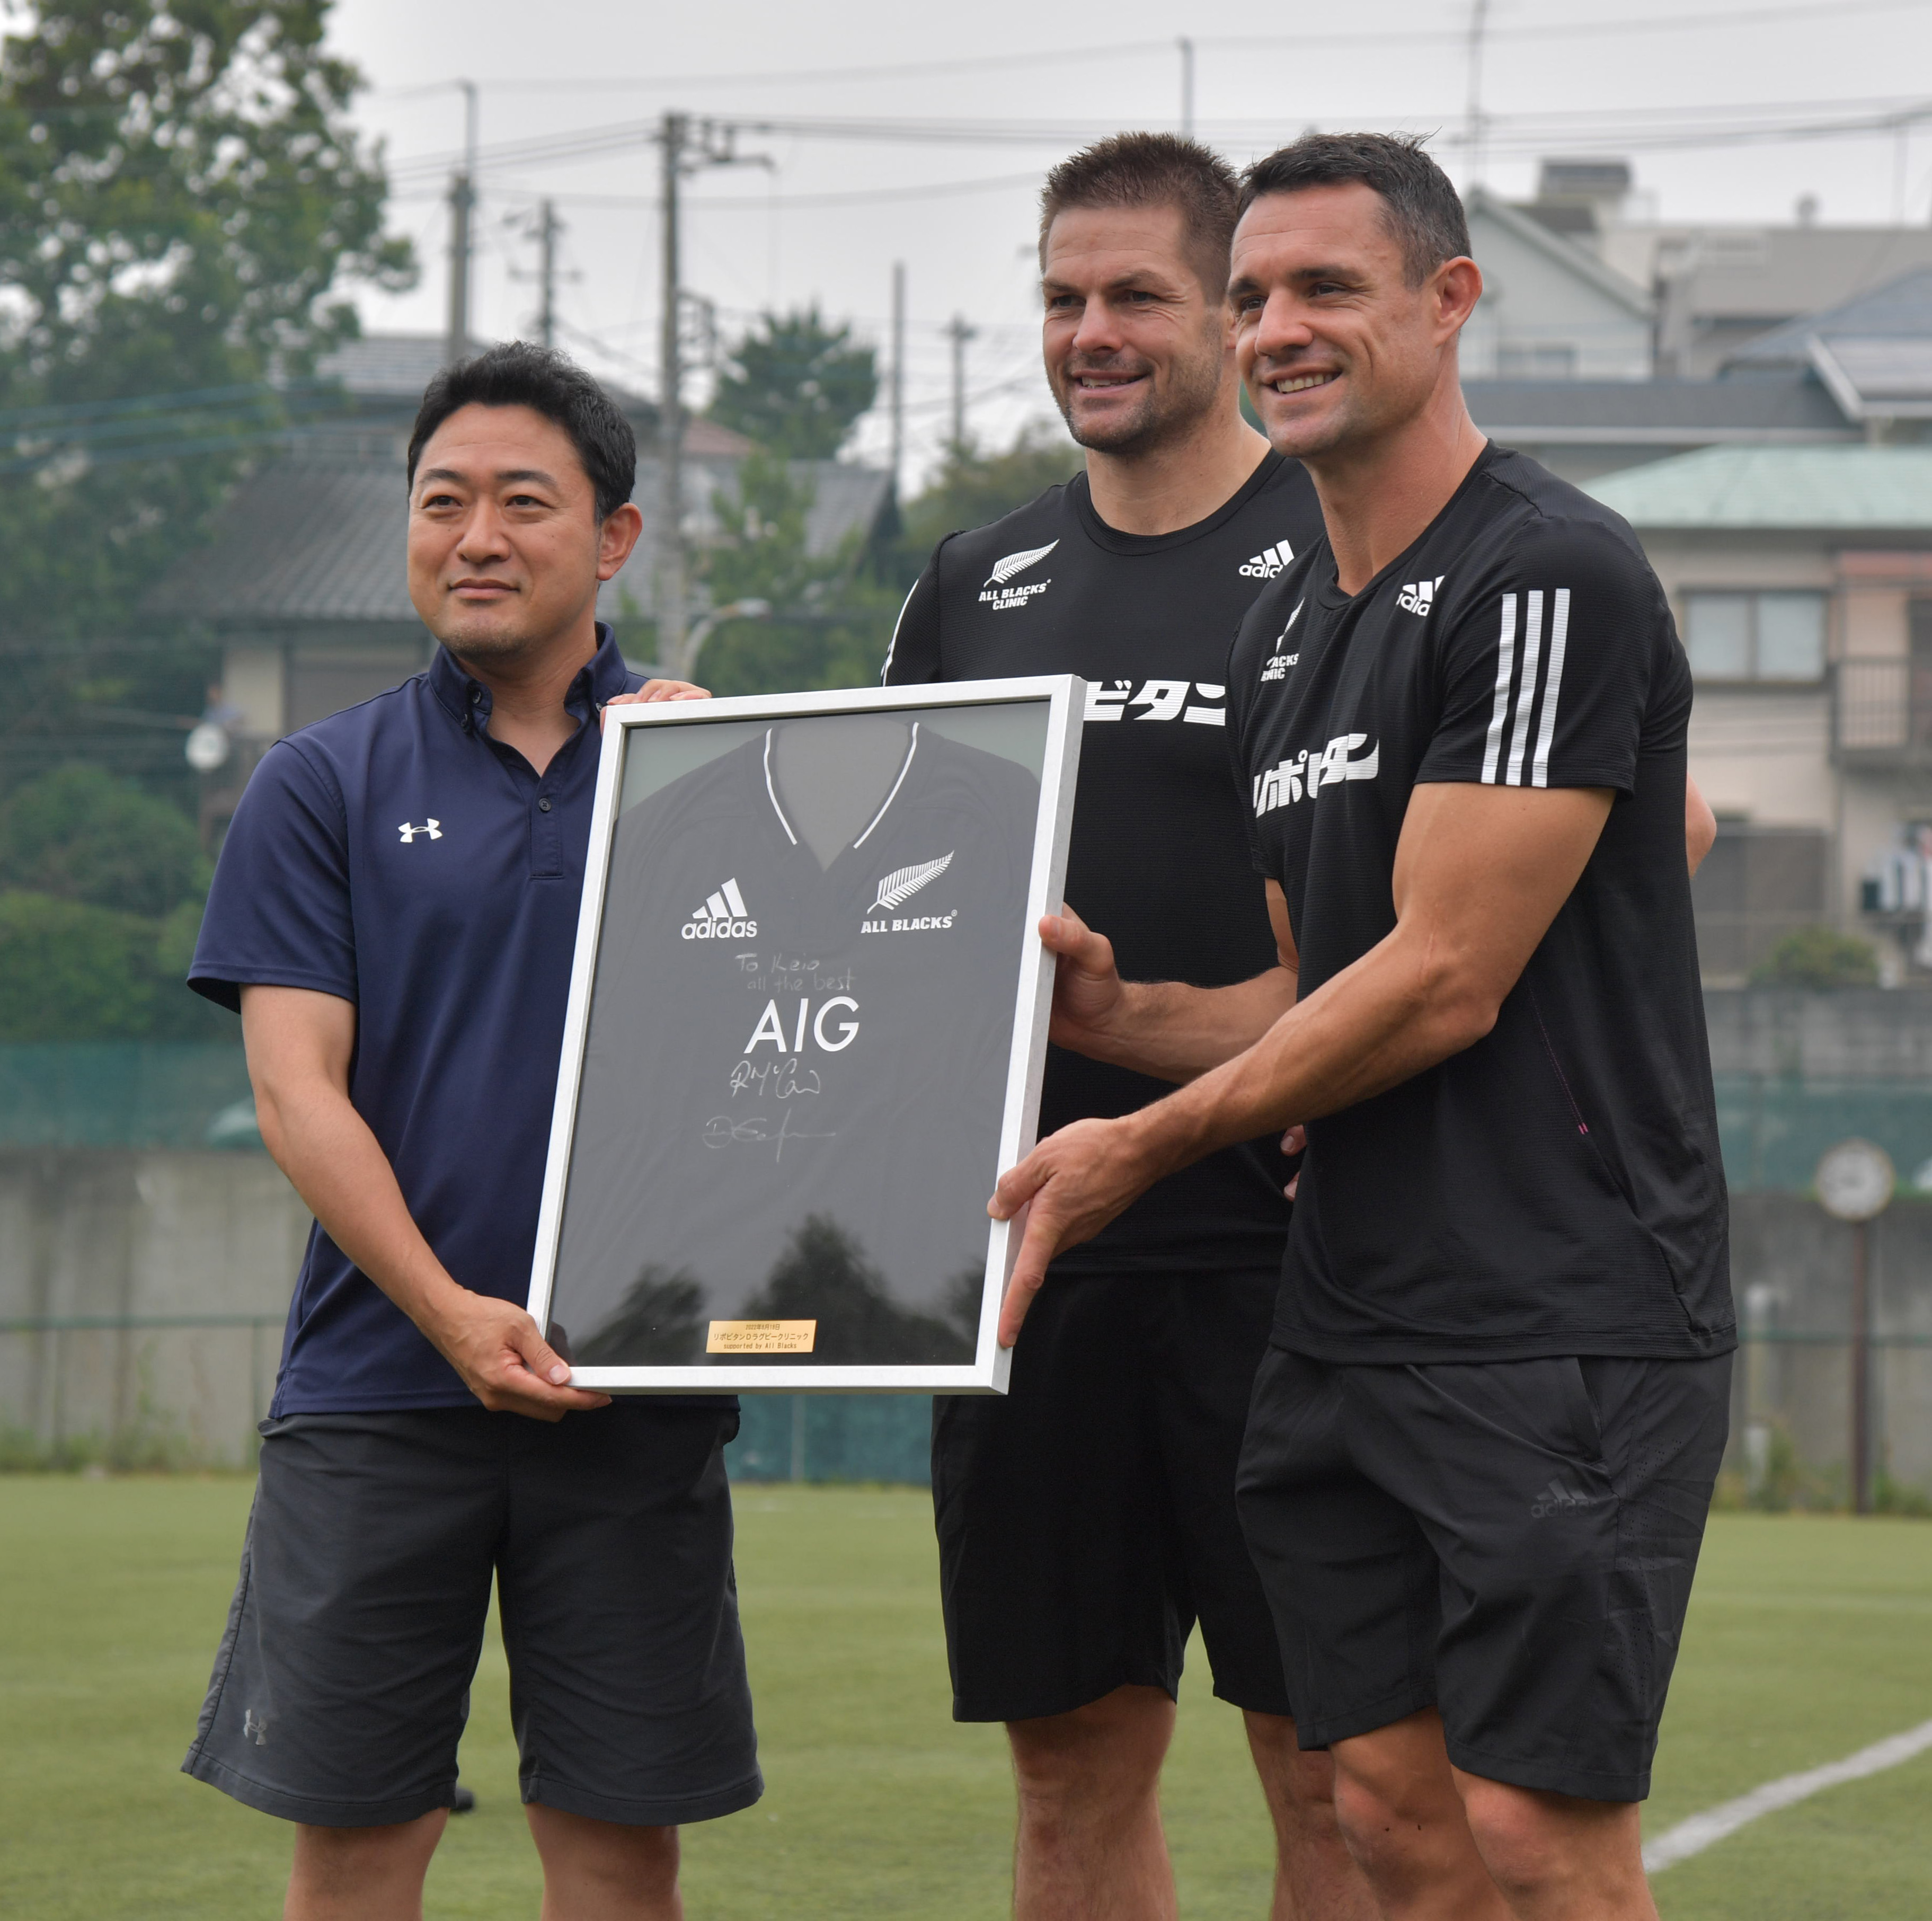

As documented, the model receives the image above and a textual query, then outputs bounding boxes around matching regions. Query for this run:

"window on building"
[1691,823,1829,980]
[1496,341,1577,378]
[1683,591,1827,682]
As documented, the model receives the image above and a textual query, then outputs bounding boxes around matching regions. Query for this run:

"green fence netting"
[0,1043,255,1149]
[13,1041,1932,1488]
[725,1394,933,1485]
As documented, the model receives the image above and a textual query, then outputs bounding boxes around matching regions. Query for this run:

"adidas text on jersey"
[684,876,758,940]
[1397,576,1444,616]
[1240,538,1296,579]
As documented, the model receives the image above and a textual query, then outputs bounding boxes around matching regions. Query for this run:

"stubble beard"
[1056,329,1226,460]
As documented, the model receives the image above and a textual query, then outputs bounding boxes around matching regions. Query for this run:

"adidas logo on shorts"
[1239,538,1295,579]
[683,877,758,941]
[1529,1478,1599,1519]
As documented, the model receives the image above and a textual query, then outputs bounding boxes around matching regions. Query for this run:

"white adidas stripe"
[1531,590,1570,789]
[1481,592,1517,784]
[1479,588,1569,789]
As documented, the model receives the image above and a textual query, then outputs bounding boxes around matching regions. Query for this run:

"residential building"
[1467,373,1857,486]
[149,333,893,834]
[1722,267,1932,442]
[1583,446,1932,983]
[1463,187,1653,382]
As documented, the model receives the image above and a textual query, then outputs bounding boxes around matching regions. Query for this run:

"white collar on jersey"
[762,722,920,852]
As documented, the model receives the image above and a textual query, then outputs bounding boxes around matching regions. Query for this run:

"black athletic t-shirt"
[553,724,1039,1366]
[1227,444,1733,1362]
[885,452,1325,1274]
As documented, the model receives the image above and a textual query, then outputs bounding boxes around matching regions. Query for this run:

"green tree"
[0,890,155,1038]
[1750,926,1881,990]
[708,306,878,459]
[0,2,412,779]
[0,765,221,1038]
[0,764,207,916]
[693,449,900,696]
[894,423,1083,585]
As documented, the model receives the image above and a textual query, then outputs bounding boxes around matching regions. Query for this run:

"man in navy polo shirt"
[181,342,758,1920]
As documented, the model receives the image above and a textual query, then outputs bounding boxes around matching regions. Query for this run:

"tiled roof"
[1466,375,1854,442]
[1583,446,1932,529]
[1727,266,1932,367]
[311,331,755,454]
[151,449,890,624]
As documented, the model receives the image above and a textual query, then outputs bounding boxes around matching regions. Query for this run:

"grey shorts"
[183,1402,761,1828]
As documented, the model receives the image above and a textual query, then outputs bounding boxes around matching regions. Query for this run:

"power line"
[385,0,1927,99]
[394,170,1047,213]
[385,94,1932,190]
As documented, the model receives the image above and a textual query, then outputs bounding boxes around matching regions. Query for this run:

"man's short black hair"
[406,341,637,522]
[1239,133,1470,288]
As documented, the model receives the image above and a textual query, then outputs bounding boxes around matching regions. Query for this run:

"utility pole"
[444,79,478,367]
[659,110,689,676]
[890,262,906,498]
[1178,38,1195,139]
[946,314,977,455]
[537,199,561,349]
[658,114,766,677]
[1463,0,1491,193]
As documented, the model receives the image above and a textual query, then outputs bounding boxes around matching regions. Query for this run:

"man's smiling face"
[1040,201,1228,457]
[406,402,617,663]
[1230,180,1477,462]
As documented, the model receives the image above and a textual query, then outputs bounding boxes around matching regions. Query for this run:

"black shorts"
[932,1269,1291,1724]
[1237,1347,1732,1802]
[183,1403,761,1829]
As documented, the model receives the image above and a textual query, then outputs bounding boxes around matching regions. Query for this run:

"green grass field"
[2,1479,1929,1919]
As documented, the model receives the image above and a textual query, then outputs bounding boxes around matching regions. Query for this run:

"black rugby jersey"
[885,451,1325,1274]
[552,723,1040,1367]
[1227,444,1733,1363]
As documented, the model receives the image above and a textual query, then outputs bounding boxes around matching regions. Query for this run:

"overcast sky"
[325,0,1932,485]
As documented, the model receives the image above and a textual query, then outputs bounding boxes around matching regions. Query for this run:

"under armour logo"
[243,1707,270,1746]
[398,820,442,843]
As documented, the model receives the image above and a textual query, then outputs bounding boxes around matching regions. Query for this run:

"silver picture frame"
[526,675,1086,1394]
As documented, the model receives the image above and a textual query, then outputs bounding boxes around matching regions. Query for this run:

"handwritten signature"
[700,1109,838,1163]
[729,1056,822,1101]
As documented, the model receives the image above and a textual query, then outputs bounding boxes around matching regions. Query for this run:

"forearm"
[1074,966,1298,1083]
[253,1070,469,1341]
[1119,930,1490,1180]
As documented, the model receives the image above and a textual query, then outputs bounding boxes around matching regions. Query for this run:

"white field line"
[1644,1717,1932,1874]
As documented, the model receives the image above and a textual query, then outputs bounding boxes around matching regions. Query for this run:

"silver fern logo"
[985,541,1057,587]
[868,852,953,913]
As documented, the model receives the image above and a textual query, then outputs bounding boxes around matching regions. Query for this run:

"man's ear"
[597,501,646,580]
[1433,256,1484,342]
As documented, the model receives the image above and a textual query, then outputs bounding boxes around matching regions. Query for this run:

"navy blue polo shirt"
[191,626,646,1413]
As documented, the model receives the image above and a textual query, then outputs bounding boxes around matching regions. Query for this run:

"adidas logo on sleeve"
[683,877,757,940]
[1240,539,1296,579]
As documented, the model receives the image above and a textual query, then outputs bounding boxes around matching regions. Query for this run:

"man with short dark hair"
[886,133,1372,1921]
[990,132,1732,1921]
[180,342,754,1920]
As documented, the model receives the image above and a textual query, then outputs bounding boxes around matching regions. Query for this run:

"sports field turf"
[1,1479,1929,1918]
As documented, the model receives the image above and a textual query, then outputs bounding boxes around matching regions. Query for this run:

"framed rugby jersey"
[529,677,1084,1393]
